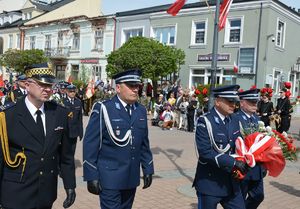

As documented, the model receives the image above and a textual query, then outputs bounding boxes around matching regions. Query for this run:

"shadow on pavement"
[75,159,82,169]
[269,181,300,197]
[151,146,193,183]
[190,203,197,209]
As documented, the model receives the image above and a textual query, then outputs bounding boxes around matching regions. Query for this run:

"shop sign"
[198,54,230,62]
[80,59,99,64]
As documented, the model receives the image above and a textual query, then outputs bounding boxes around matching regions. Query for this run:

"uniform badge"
[214,116,220,124]
[115,102,121,110]
[116,130,120,136]
[242,115,247,121]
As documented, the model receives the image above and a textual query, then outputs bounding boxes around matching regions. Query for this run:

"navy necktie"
[126,104,132,118]
[224,117,230,125]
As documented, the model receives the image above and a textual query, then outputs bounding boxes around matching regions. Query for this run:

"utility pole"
[208,0,220,109]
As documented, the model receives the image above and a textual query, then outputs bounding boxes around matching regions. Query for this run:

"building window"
[72,32,80,50]
[45,34,51,50]
[273,70,282,94]
[8,34,13,48]
[56,65,66,80]
[0,17,3,25]
[57,31,63,48]
[16,34,20,48]
[276,19,285,48]
[225,18,243,44]
[191,20,207,45]
[93,65,102,80]
[153,26,176,45]
[238,47,255,74]
[71,65,79,80]
[94,29,103,51]
[30,36,36,49]
[123,28,143,43]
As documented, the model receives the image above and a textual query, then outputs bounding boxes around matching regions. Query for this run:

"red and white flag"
[85,79,95,99]
[219,0,233,31]
[233,61,238,73]
[167,0,187,16]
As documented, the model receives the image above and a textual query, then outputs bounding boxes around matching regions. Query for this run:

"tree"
[106,36,185,97]
[0,49,48,73]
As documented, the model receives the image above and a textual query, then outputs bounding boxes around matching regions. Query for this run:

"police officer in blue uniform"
[63,84,83,157]
[193,85,249,209]
[83,69,154,209]
[0,63,76,209]
[233,88,265,209]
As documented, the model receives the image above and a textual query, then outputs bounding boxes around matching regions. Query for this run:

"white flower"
[282,132,288,138]
[258,121,265,128]
[266,126,272,134]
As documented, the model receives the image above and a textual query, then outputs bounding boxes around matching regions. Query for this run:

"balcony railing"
[44,47,71,58]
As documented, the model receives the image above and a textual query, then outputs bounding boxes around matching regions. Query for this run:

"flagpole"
[208,0,220,109]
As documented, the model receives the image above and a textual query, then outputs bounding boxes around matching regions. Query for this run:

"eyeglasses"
[28,80,53,91]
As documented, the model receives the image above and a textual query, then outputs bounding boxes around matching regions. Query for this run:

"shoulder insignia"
[0,102,16,111]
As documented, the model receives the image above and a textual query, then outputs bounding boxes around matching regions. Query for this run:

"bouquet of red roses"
[232,122,299,179]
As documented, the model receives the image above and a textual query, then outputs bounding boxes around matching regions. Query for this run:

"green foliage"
[78,64,90,84]
[72,79,86,88]
[0,49,48,73]
[106,36,185,82]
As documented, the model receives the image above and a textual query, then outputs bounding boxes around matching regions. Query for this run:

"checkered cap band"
[26,68,55,78]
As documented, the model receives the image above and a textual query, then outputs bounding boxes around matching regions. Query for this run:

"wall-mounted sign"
[198,53,230,62]
[80,59,99,64]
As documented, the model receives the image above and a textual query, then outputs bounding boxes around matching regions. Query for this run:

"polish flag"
[219,0,233,31]
[167,0,187,16]
[233,61,238,73]
[67,75,73,83]
[85,79,95,99]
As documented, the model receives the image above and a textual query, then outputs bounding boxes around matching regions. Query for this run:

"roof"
[0,18,26,29]
[116,0,300,18]
[30,0,75,12]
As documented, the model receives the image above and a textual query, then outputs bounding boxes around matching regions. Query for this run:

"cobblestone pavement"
[53,116,300,209]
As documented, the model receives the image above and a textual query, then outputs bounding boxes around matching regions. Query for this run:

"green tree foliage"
[0,49,48,73]
[106,36,185,82]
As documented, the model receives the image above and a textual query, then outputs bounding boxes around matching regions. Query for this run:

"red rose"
[285,91,291,98]
[251,85,257,89]
[284,82,292,89]
[267,88,273,94]
[195,89,200,95]
[202,88,208,95]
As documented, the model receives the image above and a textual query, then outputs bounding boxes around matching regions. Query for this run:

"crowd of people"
[0,64,297,209]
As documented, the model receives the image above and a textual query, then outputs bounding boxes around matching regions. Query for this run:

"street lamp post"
[208,0,221,109]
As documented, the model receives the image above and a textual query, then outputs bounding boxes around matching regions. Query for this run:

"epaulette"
[0,102,16,112]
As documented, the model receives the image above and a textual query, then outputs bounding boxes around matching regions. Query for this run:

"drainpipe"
[19,26,25,50]
[112,16,117,51]
[254,2,263,86]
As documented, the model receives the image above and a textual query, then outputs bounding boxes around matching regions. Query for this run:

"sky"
[102,0,300,15]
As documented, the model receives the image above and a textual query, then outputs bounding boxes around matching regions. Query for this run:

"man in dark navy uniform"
[83,69,154,209]
[10,74,27,102]
[0,63,76,209]
[276,88,291,133]
[233,88,265,209]
[194,85,249,209]
[63,84,83,157]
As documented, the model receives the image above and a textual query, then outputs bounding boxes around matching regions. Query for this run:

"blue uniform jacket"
[232,110,265,181]
[83,96,154,190]
[193,108,242,197]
